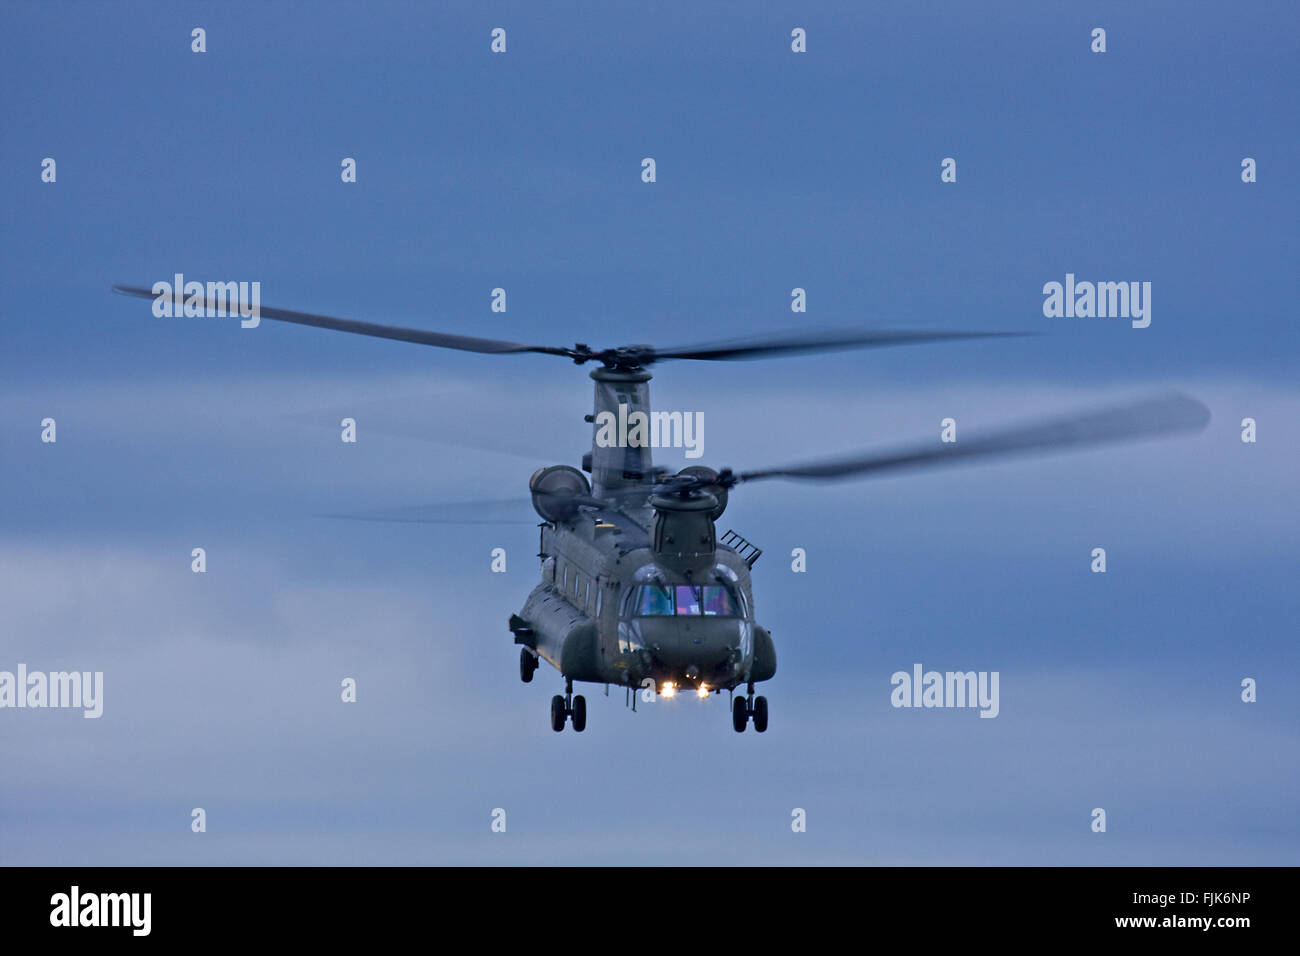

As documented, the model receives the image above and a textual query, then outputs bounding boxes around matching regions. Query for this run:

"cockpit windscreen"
[633,584,738,617]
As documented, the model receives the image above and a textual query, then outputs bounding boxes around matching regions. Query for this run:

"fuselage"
[512,366,776,695]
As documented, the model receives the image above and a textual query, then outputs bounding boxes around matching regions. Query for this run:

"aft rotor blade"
[111,284,573,358]
[736,391,1211,483]
[319,491,640,528]
[319,499,538,525]
[650,328,1028,363]
[284,391,563,464]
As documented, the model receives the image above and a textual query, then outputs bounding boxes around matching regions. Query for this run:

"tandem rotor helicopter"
[113,284,1210,734]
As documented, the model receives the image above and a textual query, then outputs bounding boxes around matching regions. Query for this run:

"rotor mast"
[588,365,655,505]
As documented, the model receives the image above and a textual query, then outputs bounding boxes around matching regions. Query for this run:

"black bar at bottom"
[0,866,1280,941]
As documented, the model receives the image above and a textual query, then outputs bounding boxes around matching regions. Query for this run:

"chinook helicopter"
[112,284,1211,733]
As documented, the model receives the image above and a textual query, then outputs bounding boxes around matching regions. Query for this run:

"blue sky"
[1,1,1296,864]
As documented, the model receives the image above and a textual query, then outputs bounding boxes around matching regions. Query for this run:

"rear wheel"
[519,648,537,683]
[571,695,587,732]
[752,695,769,733]
[732,696,748,733]
[550,695,566,732]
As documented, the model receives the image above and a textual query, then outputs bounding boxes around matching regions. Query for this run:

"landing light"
[697,685,709,699]
[661,682,676,699]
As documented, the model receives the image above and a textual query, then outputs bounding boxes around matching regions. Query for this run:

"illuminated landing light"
[661,682,676,699]
[697,684,710,699]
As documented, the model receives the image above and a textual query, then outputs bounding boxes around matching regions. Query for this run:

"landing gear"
[733,683,769,733]
[732,695,748,732]
[550,678,587,732]
[520,648,538,683]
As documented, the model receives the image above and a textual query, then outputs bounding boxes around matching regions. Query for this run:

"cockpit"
[615,566,754,673]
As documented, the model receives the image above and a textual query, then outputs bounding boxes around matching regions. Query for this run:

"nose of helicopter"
[633,616,743,679]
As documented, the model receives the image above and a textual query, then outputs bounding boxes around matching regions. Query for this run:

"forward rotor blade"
[650,328,1029,362]
[736,391,1211,483]
[111,284,572,358]
[113,285,1026,367]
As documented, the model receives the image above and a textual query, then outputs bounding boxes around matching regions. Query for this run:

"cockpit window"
[632,584,738,617]
[674,585,701,615]
[635,584,673,616]
[700,585,737,616]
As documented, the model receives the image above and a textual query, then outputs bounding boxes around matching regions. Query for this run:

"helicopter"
[112,284,1211,733]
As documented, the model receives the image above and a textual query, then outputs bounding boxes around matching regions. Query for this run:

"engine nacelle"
[530,465,590,522]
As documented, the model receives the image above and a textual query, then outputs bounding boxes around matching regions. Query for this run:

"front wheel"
[752,695,769,733]
[571,695,587,732]
[550,695,566,732]
[732,696,748,733]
